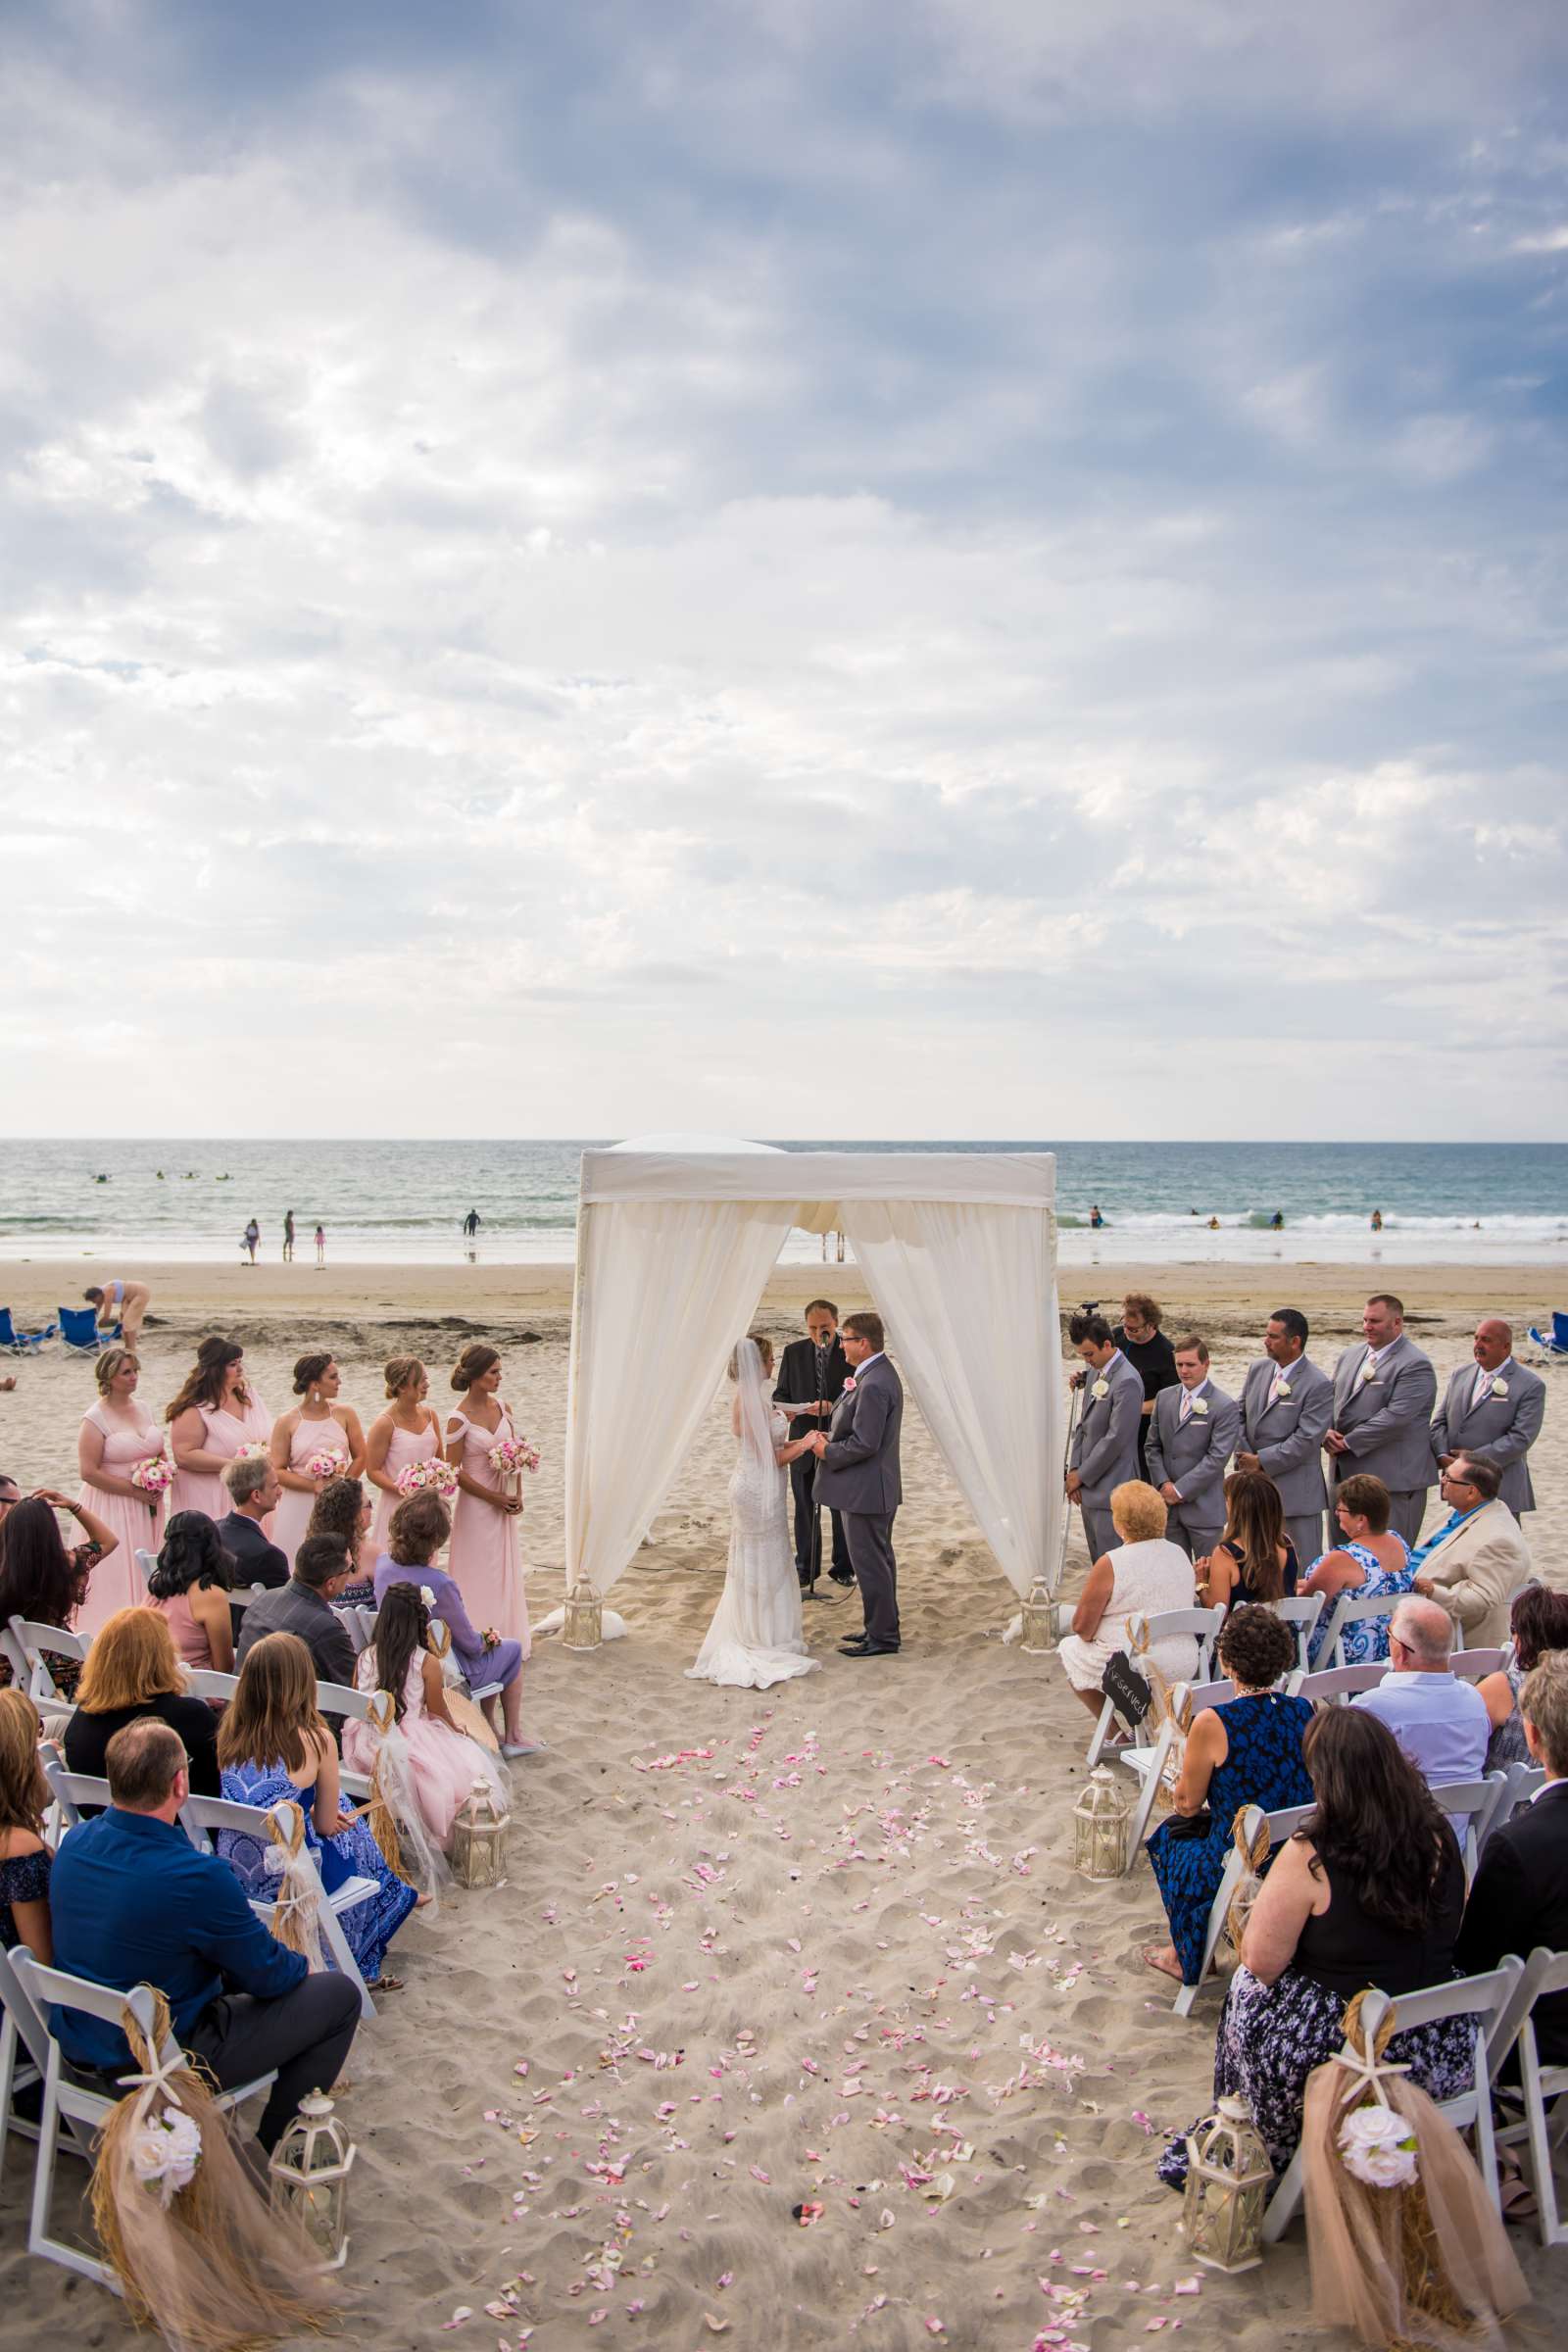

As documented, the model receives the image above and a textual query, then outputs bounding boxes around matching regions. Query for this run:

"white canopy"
[562,1140,1062,1623]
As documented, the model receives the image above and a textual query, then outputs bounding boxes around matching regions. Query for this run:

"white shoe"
[502,1738,547,1758]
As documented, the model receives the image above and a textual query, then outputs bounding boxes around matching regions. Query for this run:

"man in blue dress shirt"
[1351,1595,1490,1830]
[49,1718,360,2153]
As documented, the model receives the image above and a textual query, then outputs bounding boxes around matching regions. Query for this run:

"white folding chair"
[1312,1589,1400,1669]
[7,1952,276,2287]
[4,1615,90,1705]
[1271,1593,1324,1673]
[38,1749,111,1843]
[1085,1606,1225,1766]
[1294,1660,1390,1705]
[0,1943,53,2171]
[1172,1797,1317,2019]
[1450,1646,1508,1682]
[134,1547,157,1589]
[1486,1762,1546,1842]
[185,1667,239,1703]
[227,1583,268,1613]
[1493,1944,1568,2247]
[1261,1961,1524,2242]
[1428,1773,1508,1883]
[178,1791,378,2020]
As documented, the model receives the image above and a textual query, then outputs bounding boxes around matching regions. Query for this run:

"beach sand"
[0,1260,1559,2348]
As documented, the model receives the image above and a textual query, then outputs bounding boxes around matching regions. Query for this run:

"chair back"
[185,1667,239,1703]
[1360,1960,1523,2065]
[1295,1659,1389,1704]
[135,1547,158,1589]
[1555,1310,1568,1350]
[40,1749,111,1834]
[1494,1761,1545,1833]
[6,1616,89,1703]
[1272,1592,1325,1670]
[1428,1772,1507,1878]
[9,1951,167,2064]
[1450,1646,1508,1681]
[179,1788,303,1849]
[1127,1604,1226,1680]
[1317,1587,1401,1667]
[56,1306,106,1350]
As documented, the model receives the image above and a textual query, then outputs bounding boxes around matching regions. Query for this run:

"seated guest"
[1158,1707,1476,2188]
[63,1607,220,1797]
[49,1718,360,2153]
[1055,1481,1199,1723]
[1350,1597,1491,1814]
[373,1494,540,1758]
[218,1452,289,1591]
[1196,1469,1298,1613]
[345,1582,508,1850]
[0,1492,118,1698]
[1145,1608,1313,1986]
[1407,1455,1532,1650]
[0,1687,52,1960]
[1457,1651,1568,2065]
[146,1510,235,1675]
[235,1533,356,1692]
[216,1633,417,1990]
[1145,1335,1241,1562]
[1300,1474,1414,1666]
[307,1474,376,1607]
[1478,1584,1568,1770]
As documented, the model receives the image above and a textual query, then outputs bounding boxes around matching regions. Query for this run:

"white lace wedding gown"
[687,1393,818,1692]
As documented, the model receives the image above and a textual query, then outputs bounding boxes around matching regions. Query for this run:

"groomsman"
[1145,1335,1240,1560]
[1430,1318,1544,1520]
[1065,1312,1144,1563]
[773,1299,852,1589]
[1325,1294,1438,1547]
[1235,1306,1333,1568]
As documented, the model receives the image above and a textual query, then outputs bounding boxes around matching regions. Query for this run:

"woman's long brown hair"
[1217,1468,1289,1602]
[0,1689,47,1838]
[1298,1707,1455,1935]
[217,1633,327,1776]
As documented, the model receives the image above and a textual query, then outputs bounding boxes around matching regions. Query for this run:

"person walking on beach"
[283,1209,295,1263]
[242,1218,260,1265]
[464,1209,481,1240]
[314,1223,326,1268]
[1324,1294,1438,1547]
[82,1276,150,1347]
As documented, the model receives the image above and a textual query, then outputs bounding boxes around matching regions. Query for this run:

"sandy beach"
[0,1258,1560,2349]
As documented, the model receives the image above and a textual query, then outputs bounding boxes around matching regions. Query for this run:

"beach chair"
[1312,1588,1401,1669]
[1492,1945,1568,2246]
[7,1951,276,2287]
[1271,1592,1324,1673]
[1260,1959,1524,2242]
[0,1307,53,1353]
[1085,1605,1226,1766]
[1526,1310,1568,1361]
[178,1791,378,2020]
[57,1305,115,1353]
[4,1616,90,1706]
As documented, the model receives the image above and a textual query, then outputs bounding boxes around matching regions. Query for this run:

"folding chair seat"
[7,1952,275,2287]
[0,1307,53,1353]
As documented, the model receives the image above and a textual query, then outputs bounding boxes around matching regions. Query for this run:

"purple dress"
[371,1554,522,1690]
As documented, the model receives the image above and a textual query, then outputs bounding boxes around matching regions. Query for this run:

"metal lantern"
[1181,2093,1272,2274]
[1019,1577,1057,1652]
[451,1775,511,1889]
[1072,1765,1131,1879]
[269,2087,356,2270]
[563,1577,604,1651]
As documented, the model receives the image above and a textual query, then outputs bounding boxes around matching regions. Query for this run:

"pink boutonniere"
[841,1377,857,1395]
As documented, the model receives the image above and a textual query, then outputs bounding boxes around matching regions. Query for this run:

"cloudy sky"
[4,0,1566,1141]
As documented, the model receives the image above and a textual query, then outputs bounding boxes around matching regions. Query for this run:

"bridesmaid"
[75,1348,170,1633]
[445,1344,529,1653]
[166,1339,270,1524]
[365,1357,445,1549]
[270,1352,367,1571]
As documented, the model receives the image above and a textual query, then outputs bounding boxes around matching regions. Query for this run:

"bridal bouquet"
[130,1455,175,1499]
[397,1456,459,1500]
[303,1449,343,1483]
[233,1441,270,1462]
[489,1436,540,1478]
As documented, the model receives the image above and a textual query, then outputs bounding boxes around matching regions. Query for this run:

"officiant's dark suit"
[774,1332,852,1587]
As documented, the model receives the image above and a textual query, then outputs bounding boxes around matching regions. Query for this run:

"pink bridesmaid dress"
[370,1411,444,1548]
[74,1399,169,1635]
[271,1414,351,1571]
[344,1652,507,1849]
[445,1404,529,1653]
[168,1396,269,1526]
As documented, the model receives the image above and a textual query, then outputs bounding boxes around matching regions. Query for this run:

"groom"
[808,1311,904,1657]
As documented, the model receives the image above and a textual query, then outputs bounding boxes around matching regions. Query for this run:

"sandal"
[1142,1944,1186,1984]
[373,1975,407,1994]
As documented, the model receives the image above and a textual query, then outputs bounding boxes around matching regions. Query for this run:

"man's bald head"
[1473,1319,1513,1371]
[1392,1595,1454,1670]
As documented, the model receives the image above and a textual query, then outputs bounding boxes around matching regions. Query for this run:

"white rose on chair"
[1091,1378,1110,1399]
[128,2109,203,2206]
[1338,2101,1418,2189]
[1191,1397,1209,1418]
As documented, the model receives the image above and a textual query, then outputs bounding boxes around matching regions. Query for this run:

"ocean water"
[0,1139,1563,1271]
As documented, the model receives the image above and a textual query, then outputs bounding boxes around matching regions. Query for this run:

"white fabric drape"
[839,1199,1060,1600]
[564,1197,794,1597]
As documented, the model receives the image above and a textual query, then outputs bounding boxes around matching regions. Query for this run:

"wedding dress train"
[687,1340,818,1692]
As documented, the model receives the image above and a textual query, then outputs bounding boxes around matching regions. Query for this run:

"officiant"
[774,1299,853,1590]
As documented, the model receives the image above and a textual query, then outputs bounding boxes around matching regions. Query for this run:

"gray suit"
[814,1353,904,1647]
[1329,1334,1439,1547]
[1145,1380,1241,1559]
[1067,1350,1145,1563]
[1430,1358,1544,1518]
[1237,1353,1333,1568]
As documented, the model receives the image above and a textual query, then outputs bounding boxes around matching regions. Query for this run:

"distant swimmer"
[242,1218,260,1265]
[1089,1203,1105,1230]
[83,1277,150,1346]
[464,1208,481,1239]
[1370,1208,1384,1232]
[1206,1216,1221,1230]
[1269,1210,1285,1231]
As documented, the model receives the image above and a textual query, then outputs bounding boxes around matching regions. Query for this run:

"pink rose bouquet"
[131,1455,175,1498]
[396,1457,459,1499]
[303,1448,343,1483]
[233,1441,270,1462]
[488,1436,540,1477]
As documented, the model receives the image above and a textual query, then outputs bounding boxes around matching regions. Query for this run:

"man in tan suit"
[1408,1455,1532,1649]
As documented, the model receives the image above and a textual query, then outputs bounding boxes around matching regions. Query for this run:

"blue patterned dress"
[1148,1691,1315,1986]
[1,1845,52,1947]
[1304,1539,1413,1666]
[217,1756,416,1984]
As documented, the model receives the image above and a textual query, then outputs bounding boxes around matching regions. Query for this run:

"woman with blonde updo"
[75,1347,170,1632]
[444,1344,528,1656]
[365,1357,445,1550]
[166,1337,270,1524]
[269,1352,367,1572]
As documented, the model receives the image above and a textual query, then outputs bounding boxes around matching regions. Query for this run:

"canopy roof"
[581,1144,1054,1224]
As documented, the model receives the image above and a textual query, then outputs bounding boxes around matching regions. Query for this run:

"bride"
[687,1333,821,1690]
